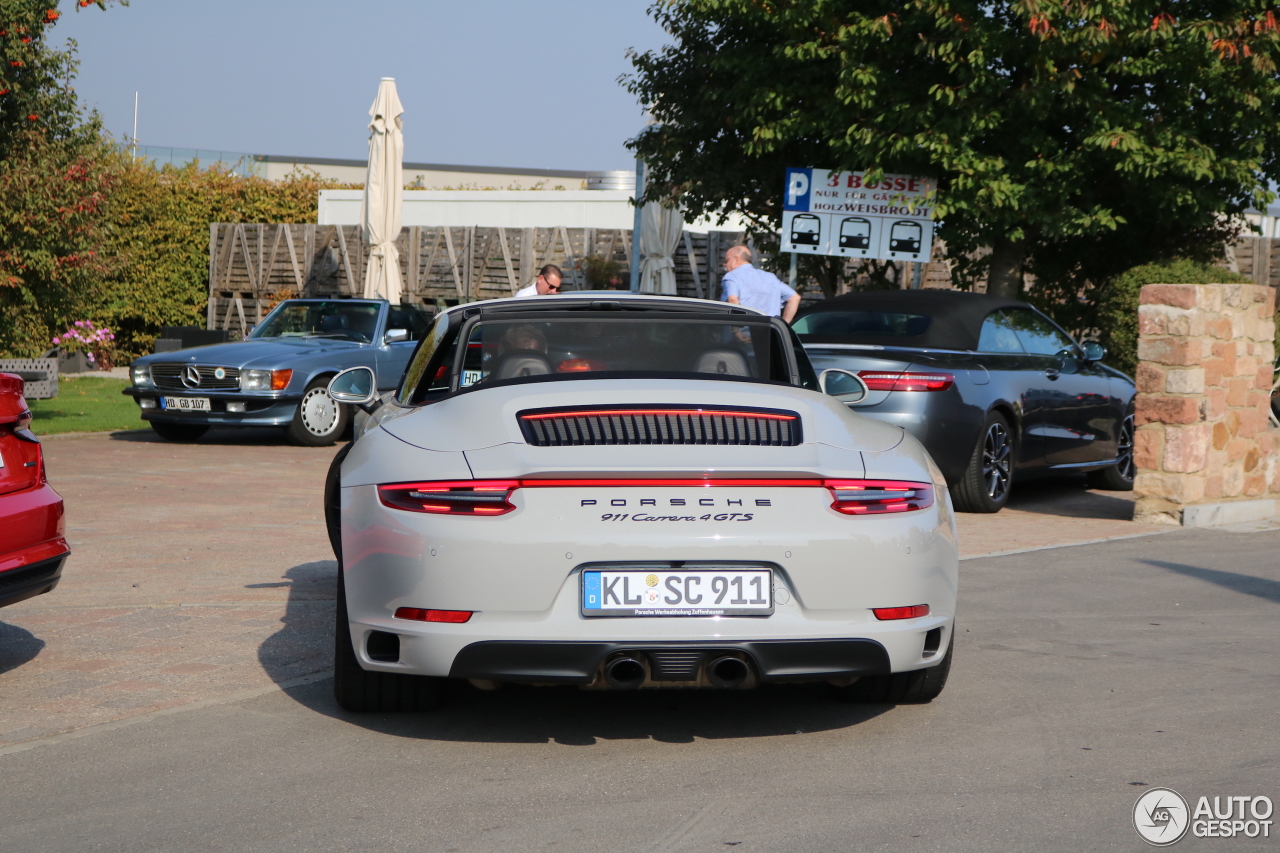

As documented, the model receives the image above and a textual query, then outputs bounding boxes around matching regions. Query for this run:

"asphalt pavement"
[2,522,1276,852]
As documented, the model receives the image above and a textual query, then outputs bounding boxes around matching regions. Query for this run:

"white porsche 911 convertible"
[323,293,957,711]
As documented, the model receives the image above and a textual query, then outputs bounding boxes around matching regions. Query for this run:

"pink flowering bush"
[52,319,115,369]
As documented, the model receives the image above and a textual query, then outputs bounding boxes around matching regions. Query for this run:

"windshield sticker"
[461,370,482,387]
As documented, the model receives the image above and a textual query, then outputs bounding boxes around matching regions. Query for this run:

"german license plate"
[160,396,210,412]
[582,569,772,617]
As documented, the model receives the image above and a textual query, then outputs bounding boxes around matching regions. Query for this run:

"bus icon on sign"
[790,213,822,246]
[889,220,923,256]
[838,217,872,250]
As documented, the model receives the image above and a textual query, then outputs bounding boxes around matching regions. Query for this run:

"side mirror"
[328,366,377,407]
[1081,341,1106,362]
[384,328,410,344]
[819,368,868,403]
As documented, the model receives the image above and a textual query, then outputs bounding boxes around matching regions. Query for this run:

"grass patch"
[27,375,145,436]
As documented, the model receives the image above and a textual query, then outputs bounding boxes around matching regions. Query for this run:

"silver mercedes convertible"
[323,293,958,711]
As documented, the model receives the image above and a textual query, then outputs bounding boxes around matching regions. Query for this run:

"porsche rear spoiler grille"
[517,406,802,447]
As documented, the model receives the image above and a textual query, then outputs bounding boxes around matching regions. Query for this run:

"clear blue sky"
[55,0,668,171]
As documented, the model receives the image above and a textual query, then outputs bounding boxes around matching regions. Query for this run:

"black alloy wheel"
[952,411,1014,513]
[1087,411,1136,491]
[831,634,953,704]
[333,572,444,713]
[150,421,209,442]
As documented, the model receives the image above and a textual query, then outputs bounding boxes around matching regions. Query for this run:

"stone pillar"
[1133,283,1278,526]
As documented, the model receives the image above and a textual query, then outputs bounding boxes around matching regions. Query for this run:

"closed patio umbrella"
[361,77,404,303]
[639,201,682,295]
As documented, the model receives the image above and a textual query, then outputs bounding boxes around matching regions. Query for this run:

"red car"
[0,372,68,607]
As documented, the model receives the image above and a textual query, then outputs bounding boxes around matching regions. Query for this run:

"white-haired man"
[720,246,800,322]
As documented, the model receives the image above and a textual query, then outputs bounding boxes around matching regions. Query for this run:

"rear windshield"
[250,301,380,344]
[793,310,931,341]
[403,313,791,403]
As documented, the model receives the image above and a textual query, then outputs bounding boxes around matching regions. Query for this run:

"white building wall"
[316,190,749,233]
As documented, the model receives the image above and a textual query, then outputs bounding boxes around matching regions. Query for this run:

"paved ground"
[0,429,1161,750]
[2,510,1277,851]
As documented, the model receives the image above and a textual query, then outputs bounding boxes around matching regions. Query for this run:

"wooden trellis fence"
[208,223,1278,335]
[206,224,750,334]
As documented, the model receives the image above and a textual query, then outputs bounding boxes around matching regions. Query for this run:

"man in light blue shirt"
[720,246,801,322]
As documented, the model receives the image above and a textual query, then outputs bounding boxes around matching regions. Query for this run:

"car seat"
[319,314,350,333]
[692,348,750,376]
[493,350,552,380]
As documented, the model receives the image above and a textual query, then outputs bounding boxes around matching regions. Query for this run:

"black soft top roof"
[796,290,1032,350]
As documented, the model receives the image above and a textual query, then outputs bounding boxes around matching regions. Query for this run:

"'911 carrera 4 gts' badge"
[585,497,767,522]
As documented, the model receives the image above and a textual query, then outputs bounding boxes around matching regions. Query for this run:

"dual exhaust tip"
[602,653,753,690]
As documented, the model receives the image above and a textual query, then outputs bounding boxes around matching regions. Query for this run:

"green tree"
[624,1,1280,300]
[99,160,344,358]
[0,1,124,357]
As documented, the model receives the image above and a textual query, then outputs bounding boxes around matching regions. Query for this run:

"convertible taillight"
[824,480,934,514]
[378,481,519,515]
[857,371,955,392]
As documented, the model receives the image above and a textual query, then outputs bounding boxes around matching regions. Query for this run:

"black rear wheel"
[832,636,953,704]
[952,411,1013,513]
[333,562,443,713]
[1087,412,1136,491]
[150,421,209,442]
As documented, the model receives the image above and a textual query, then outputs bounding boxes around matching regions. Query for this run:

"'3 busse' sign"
[782,168,936,263]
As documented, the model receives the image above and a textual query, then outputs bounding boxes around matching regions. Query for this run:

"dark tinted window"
[793,310,931,339]
[1003,308,1077,356]
[386,305,433,341]
[977,311,1024,353]
[457,318,781,389]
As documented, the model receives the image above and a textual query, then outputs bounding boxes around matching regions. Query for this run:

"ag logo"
[1134,787,1190,846]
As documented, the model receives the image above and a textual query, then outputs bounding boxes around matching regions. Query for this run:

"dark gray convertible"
[124,299,430,445]
[797,290,1135,512]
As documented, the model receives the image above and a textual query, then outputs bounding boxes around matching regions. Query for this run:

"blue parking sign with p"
[784,168,812,211]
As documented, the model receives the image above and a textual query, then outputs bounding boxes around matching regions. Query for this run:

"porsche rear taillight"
[857,371,955,392]
[824,480,934,514]
[378,478,934,517]
[378,481,519,515]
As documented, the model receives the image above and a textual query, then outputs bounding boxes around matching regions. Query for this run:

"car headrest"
[493,350,552,380]
[319,313,350,332]
[692,348,750,376]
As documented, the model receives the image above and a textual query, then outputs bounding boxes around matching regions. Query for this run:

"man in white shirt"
[514,264,563,298]
[720,246,800,322]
